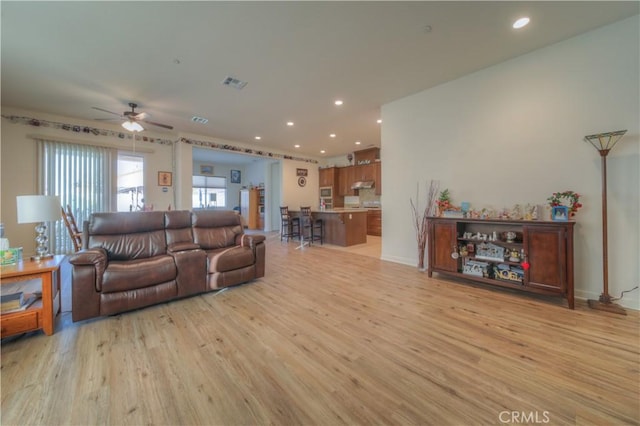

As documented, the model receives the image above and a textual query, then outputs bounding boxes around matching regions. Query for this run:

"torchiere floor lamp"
[584,130,627,315]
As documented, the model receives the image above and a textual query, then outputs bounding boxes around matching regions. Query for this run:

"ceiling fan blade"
[141,119,173,130]
[93,118,120,121]
[91,106,123,117]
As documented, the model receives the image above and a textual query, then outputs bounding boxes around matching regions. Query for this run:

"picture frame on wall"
[230,169,241,184]
[200,165,214,175]
[552,206,569,221]
[158,171,172,187]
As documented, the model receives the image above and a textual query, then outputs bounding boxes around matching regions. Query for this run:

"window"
[117,153,145,212]
[192,175,227,209]
[37,139,114,254]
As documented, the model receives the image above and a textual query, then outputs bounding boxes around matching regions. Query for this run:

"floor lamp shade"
[16,195,61,260]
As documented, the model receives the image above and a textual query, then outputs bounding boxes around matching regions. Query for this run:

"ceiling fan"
[92,102,174,131]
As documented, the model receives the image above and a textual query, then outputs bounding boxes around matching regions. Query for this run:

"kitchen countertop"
[307,209,369,214]
[331,207,381,211]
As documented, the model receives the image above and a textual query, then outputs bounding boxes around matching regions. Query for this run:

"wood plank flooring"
[2,232,639,425]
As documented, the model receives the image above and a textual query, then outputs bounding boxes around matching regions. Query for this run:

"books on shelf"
[1,292,39,313]
[1,292,23,311]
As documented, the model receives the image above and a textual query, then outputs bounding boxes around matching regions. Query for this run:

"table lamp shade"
[17,195,61,224]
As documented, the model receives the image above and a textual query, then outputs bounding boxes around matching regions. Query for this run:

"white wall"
[281,160,320,211]
[381,16,639,309]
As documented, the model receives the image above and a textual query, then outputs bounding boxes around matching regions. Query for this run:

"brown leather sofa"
[68,210,265,322]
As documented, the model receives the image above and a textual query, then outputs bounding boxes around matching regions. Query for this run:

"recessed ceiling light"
[334,100,343,106]
[254,136,261,140]
[513,17,530,29]
[330,133,336,138]
[287,121,294,126]
[294,144,300,148]
[320,150,326,154]
[355,141,361,145]
[377,119,382,124]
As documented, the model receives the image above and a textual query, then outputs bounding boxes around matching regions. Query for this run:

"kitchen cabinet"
[319,167,337,188]
[427,217,574,308]
[374,162,381,195]
[367,209,381,236]
[354,147,380,163]
[338,166,355,196]
[337,163,379,196]
[353,164,375,181]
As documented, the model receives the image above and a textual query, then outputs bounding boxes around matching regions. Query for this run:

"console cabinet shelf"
[427,217,575,308]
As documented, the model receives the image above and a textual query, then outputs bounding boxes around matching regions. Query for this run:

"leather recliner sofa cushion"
[101,255,177,293]
[207,246,255,273]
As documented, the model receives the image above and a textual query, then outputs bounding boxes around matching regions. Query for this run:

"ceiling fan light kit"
[122,120,144,132]
[92,102,173,131]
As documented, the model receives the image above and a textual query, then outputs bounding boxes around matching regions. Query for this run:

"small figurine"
[511,204,522,220]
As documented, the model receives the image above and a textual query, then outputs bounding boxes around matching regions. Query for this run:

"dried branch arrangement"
[410,180,439,270]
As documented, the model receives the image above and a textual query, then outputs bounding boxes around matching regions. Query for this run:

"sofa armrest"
[166,245,207,297]
[69,248,107,291]
[235,234,266,249]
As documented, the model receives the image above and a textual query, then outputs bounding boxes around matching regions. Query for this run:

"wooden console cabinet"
[427,217,575,308]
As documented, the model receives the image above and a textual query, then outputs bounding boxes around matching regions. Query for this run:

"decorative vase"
[417,246,426,271]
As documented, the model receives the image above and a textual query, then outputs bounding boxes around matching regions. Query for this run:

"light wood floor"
[2,233,639,425]
[319,235,381,259]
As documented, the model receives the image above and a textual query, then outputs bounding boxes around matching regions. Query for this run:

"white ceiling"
[2,2,638,160]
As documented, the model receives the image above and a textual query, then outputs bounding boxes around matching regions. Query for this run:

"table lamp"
[16,195,61,261]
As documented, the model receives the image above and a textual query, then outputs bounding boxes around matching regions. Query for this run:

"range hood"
[351,181,375,190]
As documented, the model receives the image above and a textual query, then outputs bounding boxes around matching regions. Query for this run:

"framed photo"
[230,169,241,184]
[552,205,569,221]
[296,168,308,177]
[158,171,172,187]
[200,164,214,175]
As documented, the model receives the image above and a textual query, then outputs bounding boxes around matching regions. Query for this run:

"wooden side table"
[0,255,64,338]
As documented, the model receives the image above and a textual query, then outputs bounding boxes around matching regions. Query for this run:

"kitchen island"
[291,209,368,247]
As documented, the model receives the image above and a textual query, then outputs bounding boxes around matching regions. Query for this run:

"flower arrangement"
[436,189,451,210]
[547,191,582,217]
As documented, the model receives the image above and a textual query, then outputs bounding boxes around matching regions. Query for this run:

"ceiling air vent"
[191,116,209,124]
[222,76,248,90]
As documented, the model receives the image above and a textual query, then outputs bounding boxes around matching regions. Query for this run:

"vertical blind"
[37,139,115,254]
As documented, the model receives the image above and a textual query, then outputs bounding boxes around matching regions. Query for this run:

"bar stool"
[300,206,323,245]
[280,206,300,241]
